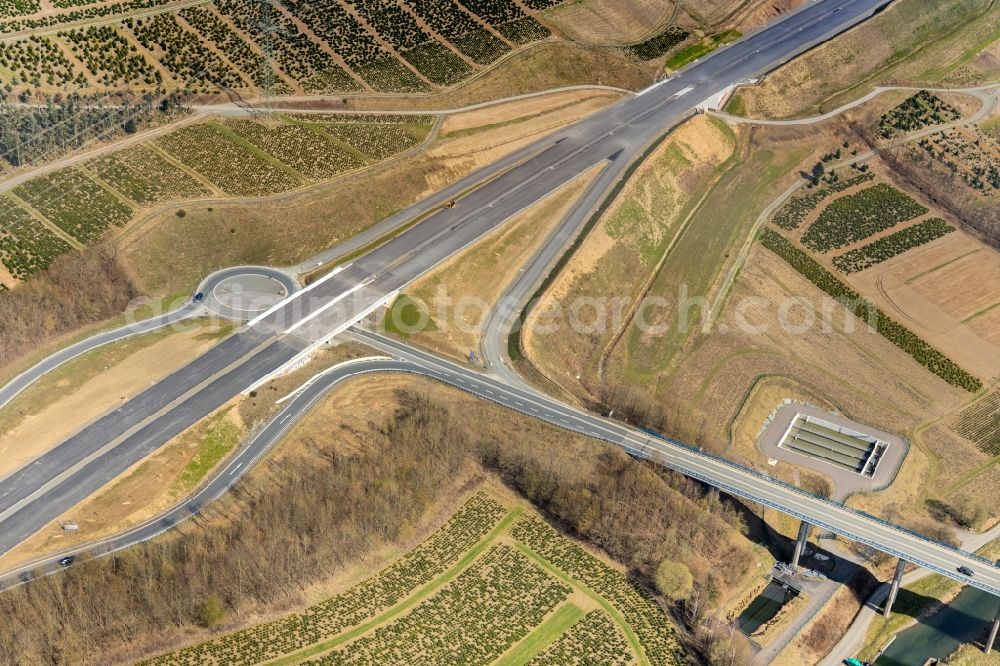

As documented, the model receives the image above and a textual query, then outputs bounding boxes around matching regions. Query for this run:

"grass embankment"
[665,30,741,70]
[390,163,605,361]
[521,115,736,399]
[735,0,1000,118]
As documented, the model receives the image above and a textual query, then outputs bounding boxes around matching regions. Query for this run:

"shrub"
[760,229,981,392]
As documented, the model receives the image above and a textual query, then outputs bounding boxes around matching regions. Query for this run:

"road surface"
[11,0,974,596]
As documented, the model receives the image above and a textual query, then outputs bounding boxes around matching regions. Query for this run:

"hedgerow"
[878,90,960,139]
[60,25,161,88]
[832,218,954,273]
[801,183,928,252]
[155,124,301,196]
[126,13,244,92]
[0,196,71,279]
[279,0,428,92]
[12,167,133,244]
[85,144,211,206]
[141,494,508,666]
[622,27,689,61]
[401,0,511,64]
[511,516,684,666]
[771,172,874,230]
[455,0,550,44]
[529,610,632,666]
[222,120,365,179]
[760,228,981,392]
[308,543,572,665]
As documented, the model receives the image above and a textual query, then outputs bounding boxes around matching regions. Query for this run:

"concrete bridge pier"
[883,558,908,617]
[791,520,811,569]
[987,604,999,654]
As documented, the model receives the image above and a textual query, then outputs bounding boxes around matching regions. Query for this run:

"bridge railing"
[633,428,998,570]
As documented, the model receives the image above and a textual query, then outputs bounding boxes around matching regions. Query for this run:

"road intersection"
[5,0,997,619]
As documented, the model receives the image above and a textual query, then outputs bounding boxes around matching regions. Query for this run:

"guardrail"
[632,429,999,582]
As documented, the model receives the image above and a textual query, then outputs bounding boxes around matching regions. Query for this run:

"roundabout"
[195,266,300,321]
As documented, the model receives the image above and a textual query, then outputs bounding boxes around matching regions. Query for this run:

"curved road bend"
[0,266,296,411]
[8,327,998,601]
[0,0,895,558]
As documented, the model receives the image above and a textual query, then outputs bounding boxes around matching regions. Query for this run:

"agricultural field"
[402,0,511,65]
[455,0,551,45]
[221,120,366,179]
[621,26,690,61]
[831,218,955,273]
[0,196,72,280]
[317,122,429,161]
[59,25,161,89]
[349,0,473,86]
[0,35,80,89]
[877,90,961,139]
[141,492,676,665]
[214,0,364,94]
[761,229,981,391]
[770,172,874,230]
[542,0,678,45]
[917,127,1000,196]
[125,13,245,93]
[177,6,277,90]
[11,167,133,244]
[528,610,631,666]
[951,391,1000,455]
[154,123,302,197]
[85,144,212,206]
[799,183,929,252]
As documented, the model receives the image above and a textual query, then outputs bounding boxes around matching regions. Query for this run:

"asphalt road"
[0,265,295,412]
[0,0,921,573]
[11,327,998,600]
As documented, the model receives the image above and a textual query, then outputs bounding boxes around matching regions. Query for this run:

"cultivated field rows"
[140,492,678,665]
[0,0,566,96]
[0,113,431,285]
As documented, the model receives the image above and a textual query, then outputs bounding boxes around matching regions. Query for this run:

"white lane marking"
[247,264,349,327]
[284,280,370,334]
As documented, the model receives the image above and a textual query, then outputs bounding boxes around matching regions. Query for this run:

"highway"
[6,327,998,600]
[2,0,958,590]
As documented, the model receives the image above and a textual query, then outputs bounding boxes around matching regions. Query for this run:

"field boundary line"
[4,190,84,249]
[493,601,585,666]
[265,506,522,665]
[511,540,650,666]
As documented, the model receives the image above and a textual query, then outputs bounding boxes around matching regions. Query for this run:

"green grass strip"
[512,542,649,666]
[495,602,585,666]
[269,507,521,665]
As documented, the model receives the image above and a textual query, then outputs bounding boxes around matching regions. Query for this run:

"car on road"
[193,292,205,303]
[58,556,75,567]
[958,565,975,576]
